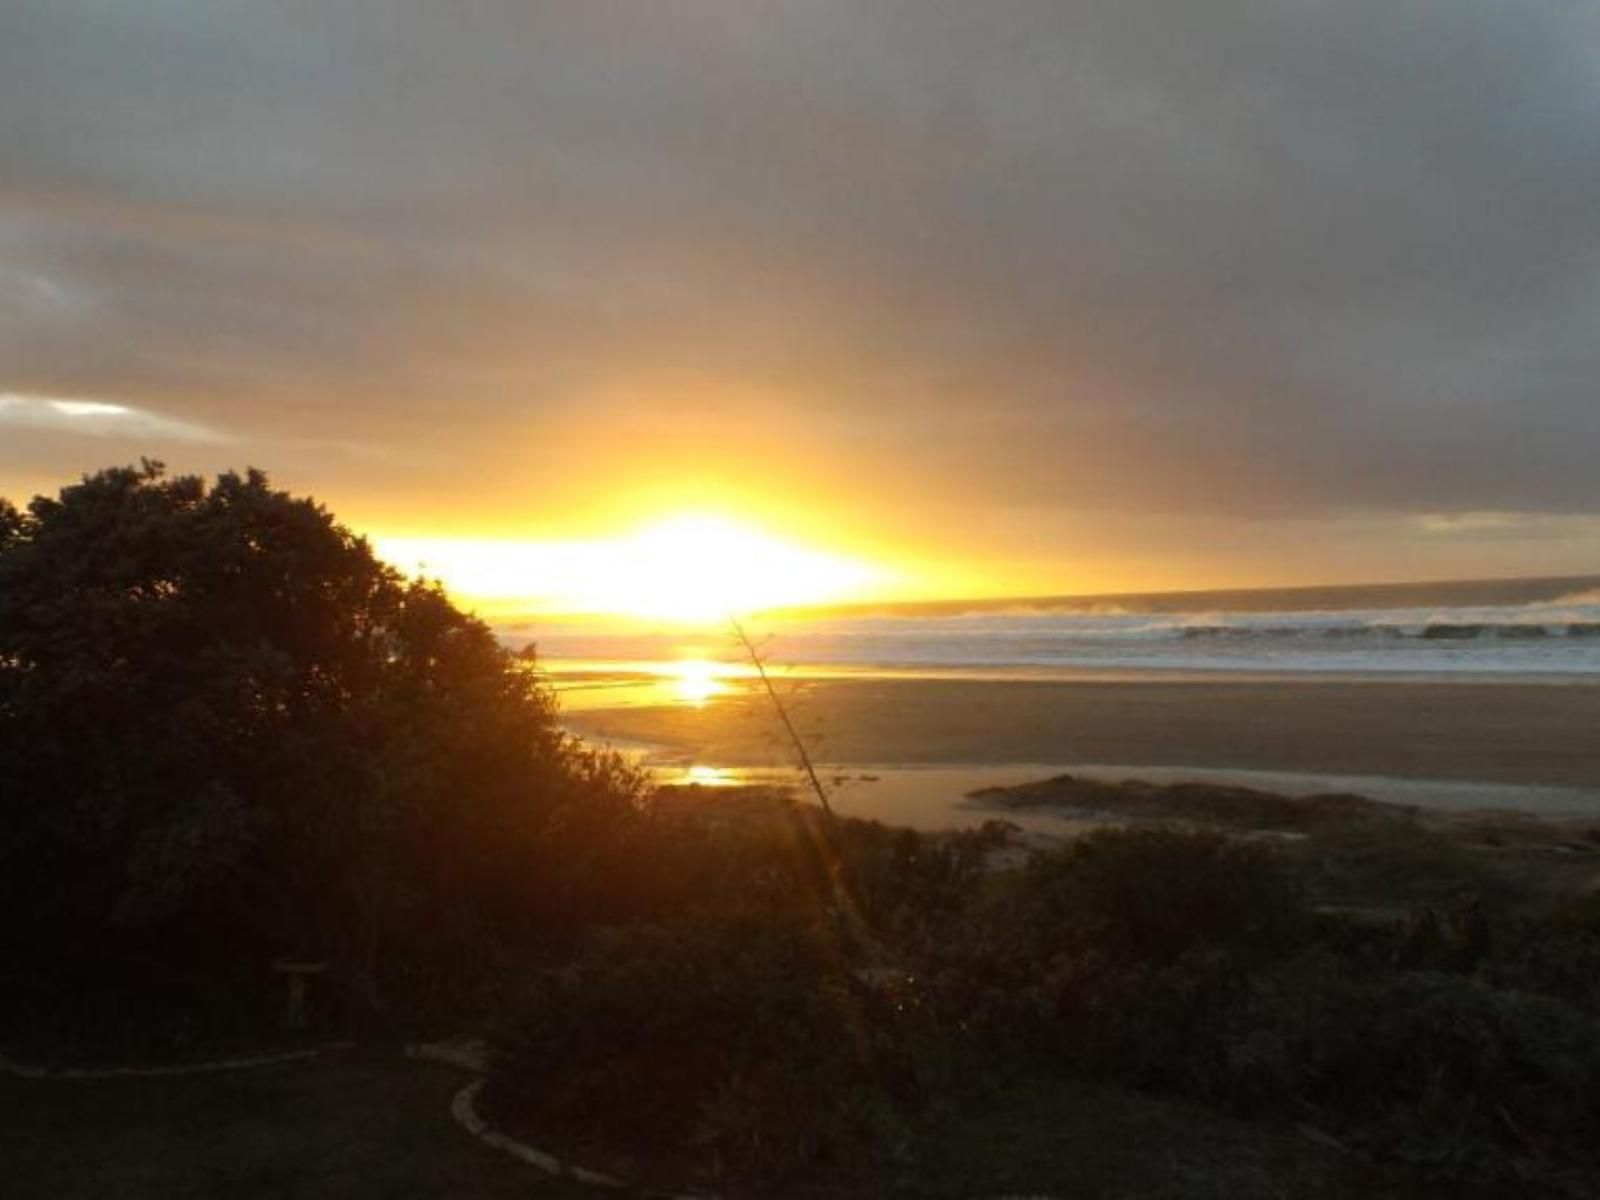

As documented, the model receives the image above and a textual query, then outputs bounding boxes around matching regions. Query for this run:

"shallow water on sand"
[548,648,1600,830]
[600,745,1600,833]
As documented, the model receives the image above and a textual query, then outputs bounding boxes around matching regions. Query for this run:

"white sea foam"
[520,594,1600,678]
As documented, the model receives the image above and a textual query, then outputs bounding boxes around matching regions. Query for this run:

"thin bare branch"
[728,615,834,820]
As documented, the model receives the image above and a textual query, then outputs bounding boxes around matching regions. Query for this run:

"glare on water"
[670,659,727,706]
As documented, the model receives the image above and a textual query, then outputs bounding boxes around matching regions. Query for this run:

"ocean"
[511,574,1600,681]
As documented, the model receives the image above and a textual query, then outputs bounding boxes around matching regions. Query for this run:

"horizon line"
[490,569,1600,627]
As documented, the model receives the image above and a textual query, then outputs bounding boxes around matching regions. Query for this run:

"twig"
[727,616,833,820]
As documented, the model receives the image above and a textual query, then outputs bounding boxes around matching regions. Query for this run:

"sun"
[375,512,888,623]
[581,513,879,622]
[668,658,727,705]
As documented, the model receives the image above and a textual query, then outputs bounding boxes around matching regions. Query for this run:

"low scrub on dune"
[488,819,1600,1197]
[488,901,924,1193]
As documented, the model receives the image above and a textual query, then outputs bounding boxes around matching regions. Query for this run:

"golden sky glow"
[376,512,893,622]
[6,6,1600,601]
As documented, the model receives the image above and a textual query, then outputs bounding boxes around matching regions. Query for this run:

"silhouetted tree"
[0,462,645,1026]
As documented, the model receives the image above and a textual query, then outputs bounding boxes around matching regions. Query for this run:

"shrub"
[0,463,651,1044]
[1480,904,1600,1015]
[928,829,1307,1051]
[831,819,996,956]
[1312,897,1600,1015]
[487,892,930,1192]
[1294,820,1510,911]
[918,828,1600,1192]
[991,828,1308,967]
[1226,958,1600,1190]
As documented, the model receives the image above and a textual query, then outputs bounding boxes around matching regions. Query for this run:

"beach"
[564,673,1600,784]
[559,672,1600,827]
[532,576,1600,829]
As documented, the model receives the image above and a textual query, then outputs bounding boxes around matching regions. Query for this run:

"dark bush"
[829,818,996,956]
[1480,903,1600,1015]
[1224,957,1600,1189]
[988,828,1308,968]
[928,829,1307,1052]
[1312,897,1600,1015]
[487,892,931,1193]
[913,828,1600,1192]
[0,463,650,1047]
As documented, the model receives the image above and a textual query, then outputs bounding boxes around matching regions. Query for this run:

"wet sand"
[563,674,1600,792]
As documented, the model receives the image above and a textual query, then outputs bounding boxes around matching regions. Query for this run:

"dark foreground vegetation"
[486,791,1600,1198]
[5,465,1600,1198]
[1,462,652,1051]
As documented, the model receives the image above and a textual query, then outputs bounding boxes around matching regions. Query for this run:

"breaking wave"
[524,593,1600,678]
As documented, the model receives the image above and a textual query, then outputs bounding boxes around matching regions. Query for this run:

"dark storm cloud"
[3,0,1599,519]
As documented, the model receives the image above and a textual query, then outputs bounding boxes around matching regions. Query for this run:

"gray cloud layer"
[3,1,1599,540]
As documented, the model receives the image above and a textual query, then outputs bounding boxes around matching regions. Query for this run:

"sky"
[3,1,1599,609]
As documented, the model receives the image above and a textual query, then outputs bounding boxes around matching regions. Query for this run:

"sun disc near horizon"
[375,512,888,623]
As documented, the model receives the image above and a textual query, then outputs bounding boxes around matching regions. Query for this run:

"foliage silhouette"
[0,462,647,1044]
